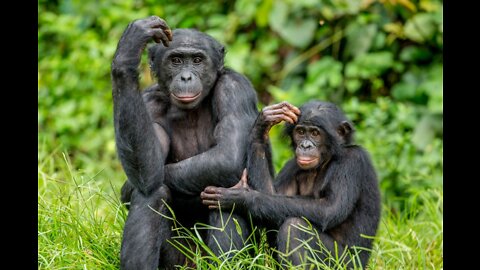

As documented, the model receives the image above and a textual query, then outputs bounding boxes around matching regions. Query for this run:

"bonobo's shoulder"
[142,84,170,118]
[344,145,373,164]
[142,84,168,103]
[213,68,258,114]
[274,158,300,188]
[217,68,255,91]
[276,159,300,178]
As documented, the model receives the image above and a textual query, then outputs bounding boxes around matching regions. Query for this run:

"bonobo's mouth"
[296,157,319,166]
[171,92,201,103]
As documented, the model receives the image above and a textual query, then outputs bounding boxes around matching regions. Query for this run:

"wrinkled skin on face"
[112,15,261,270]
[201,101,381,269]
[148,29,224,109]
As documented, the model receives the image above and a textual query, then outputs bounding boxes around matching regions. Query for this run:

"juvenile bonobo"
[201,101,381,268]
[111,16,259,269]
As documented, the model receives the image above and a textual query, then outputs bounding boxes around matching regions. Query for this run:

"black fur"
[112,16,258,270]
[202,100,381,268]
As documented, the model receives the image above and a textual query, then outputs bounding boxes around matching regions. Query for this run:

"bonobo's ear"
[337,121,353,138]
[217,45,225,69]
[148,45,158,71]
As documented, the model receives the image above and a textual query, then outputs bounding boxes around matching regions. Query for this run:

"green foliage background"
[38,0,443,268]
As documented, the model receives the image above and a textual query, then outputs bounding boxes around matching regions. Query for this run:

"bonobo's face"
[150,29,223,110]
[164,47,217,109]
[293,124,328,170]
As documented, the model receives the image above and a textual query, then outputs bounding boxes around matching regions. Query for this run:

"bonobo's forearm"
[165,145,241,196]
[112,69,166,196]
[251,113,271,143]
[111,20,168,196]
[243,183,357,231]
[244,113,278,194]
[246,139,275,194]
[164,117,249,195]
[165,72,259,196]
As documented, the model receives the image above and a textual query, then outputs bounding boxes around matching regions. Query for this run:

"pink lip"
[172,93,201,103]
[297,157,318,165]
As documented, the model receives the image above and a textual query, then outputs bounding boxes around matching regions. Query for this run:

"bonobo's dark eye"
[296,128,305,136]
[193,57,203,64]
[171,57,182,64]
[311,129,320,137]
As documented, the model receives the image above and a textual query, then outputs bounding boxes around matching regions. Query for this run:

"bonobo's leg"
[120,185,172,270]
[206,210,250,256]
[120,180,134,209]
[277,217,345,268]
[159,236,189,270]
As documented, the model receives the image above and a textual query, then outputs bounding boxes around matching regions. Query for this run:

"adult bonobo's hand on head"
[112,16,172,68]
[112,15,260,270]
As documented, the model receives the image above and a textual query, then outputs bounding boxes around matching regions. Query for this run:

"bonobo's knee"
[144,184,172,206]
[277,217,313,266]
[156,184,171,204]
[277,217,311,249]
[278,217,309,237]
[128,184,172,212]
[122,181,171,209]
[120,180,135,208]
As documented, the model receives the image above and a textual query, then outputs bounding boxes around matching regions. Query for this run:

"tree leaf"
[345,23,378,58]
[269,1,317,48]
[404,13,437,43]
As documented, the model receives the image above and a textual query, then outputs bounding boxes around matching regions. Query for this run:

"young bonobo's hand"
[201,170,250,210]
[253,101,301,141]
[113,16,173,65]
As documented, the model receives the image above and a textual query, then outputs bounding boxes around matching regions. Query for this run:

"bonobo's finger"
[150,28,170,47]
[263,108,297,122]
[208,205,219,210]
[265,114,296,124]
[263,108,286,116]
[277,101,300,115]
[200,191,214,199]
[231,170,249,189]
[202,199,218,206]
[200,191,220,201]
[263,101,292,111]
[241,169,247,181]
[263,109,295,122]
[263,106,298,124]
[282,101,301,115]
[281,107,299,123]
[230,179,244,189]
[147,16,173,41]
[203,186,221,193]
[278,114,296,124]
[264,101,300,117]
[146,16,169,29]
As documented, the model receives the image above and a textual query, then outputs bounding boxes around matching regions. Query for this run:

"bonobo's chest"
[167,104,216,163]
[286,171,326,198]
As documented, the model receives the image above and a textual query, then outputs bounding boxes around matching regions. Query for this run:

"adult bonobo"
[111,16,259,269]
[201,101,381,269]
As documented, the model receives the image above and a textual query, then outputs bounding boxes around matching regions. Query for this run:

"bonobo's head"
[285,100,354,170]
[148,29,225,109]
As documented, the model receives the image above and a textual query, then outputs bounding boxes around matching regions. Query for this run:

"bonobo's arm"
[111,16,173,196]
[164,71,259,195]
[202,149,367,230]
[247,102,301,194]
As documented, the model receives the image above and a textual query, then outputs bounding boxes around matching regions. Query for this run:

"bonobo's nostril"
[301,141,312,149]
[181,72,192,81]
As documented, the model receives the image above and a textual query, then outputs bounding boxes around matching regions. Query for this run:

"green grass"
[38,148,443,270]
